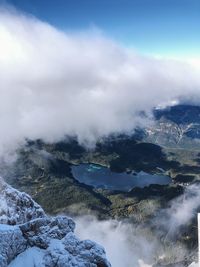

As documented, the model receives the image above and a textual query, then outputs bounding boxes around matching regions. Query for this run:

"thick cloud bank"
[0,8,200,154]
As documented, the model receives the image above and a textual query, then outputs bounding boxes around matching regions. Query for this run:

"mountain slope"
[145,105,200,149]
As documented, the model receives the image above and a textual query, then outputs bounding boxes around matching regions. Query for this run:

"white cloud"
[75,214,188,267]
[0,8,200,155]
[159,184,200,236]
[75,184,200,267]
[75,216,158,267]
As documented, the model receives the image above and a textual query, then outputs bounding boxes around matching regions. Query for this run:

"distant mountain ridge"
[154,105,200,125]
[144,104,200,148]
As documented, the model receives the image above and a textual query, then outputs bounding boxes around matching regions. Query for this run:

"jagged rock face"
[43,233,110,267]
[0,225,27,267]
[20,216,75,249]
[0,177,45,225]
[0,179,111,267]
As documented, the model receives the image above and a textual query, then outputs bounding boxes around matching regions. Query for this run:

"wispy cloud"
[75,184,200,267]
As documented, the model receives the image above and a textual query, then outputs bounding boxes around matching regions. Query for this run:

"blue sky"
[1,0,200,57]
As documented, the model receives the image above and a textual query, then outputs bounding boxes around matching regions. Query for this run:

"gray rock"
[0,179,111,267]
[43,233,111,267]
[20,216,75,249]
[0,225,27,266]
[0,177,45,225]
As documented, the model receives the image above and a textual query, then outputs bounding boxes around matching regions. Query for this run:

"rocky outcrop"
[19,216,75,249]
[0,177,45,225]
[0,178,111,267]
[0,225,27,266]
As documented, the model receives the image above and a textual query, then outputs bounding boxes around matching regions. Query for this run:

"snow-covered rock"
[0,178,111,267]
[20,216,75,249]
[43,235,110,267]
[0,225,27,267]
[0,177,45,225]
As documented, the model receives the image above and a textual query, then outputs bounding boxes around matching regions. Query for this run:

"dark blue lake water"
[71,163,171,191]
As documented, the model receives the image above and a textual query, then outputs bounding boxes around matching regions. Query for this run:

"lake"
[71,163,171,191]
